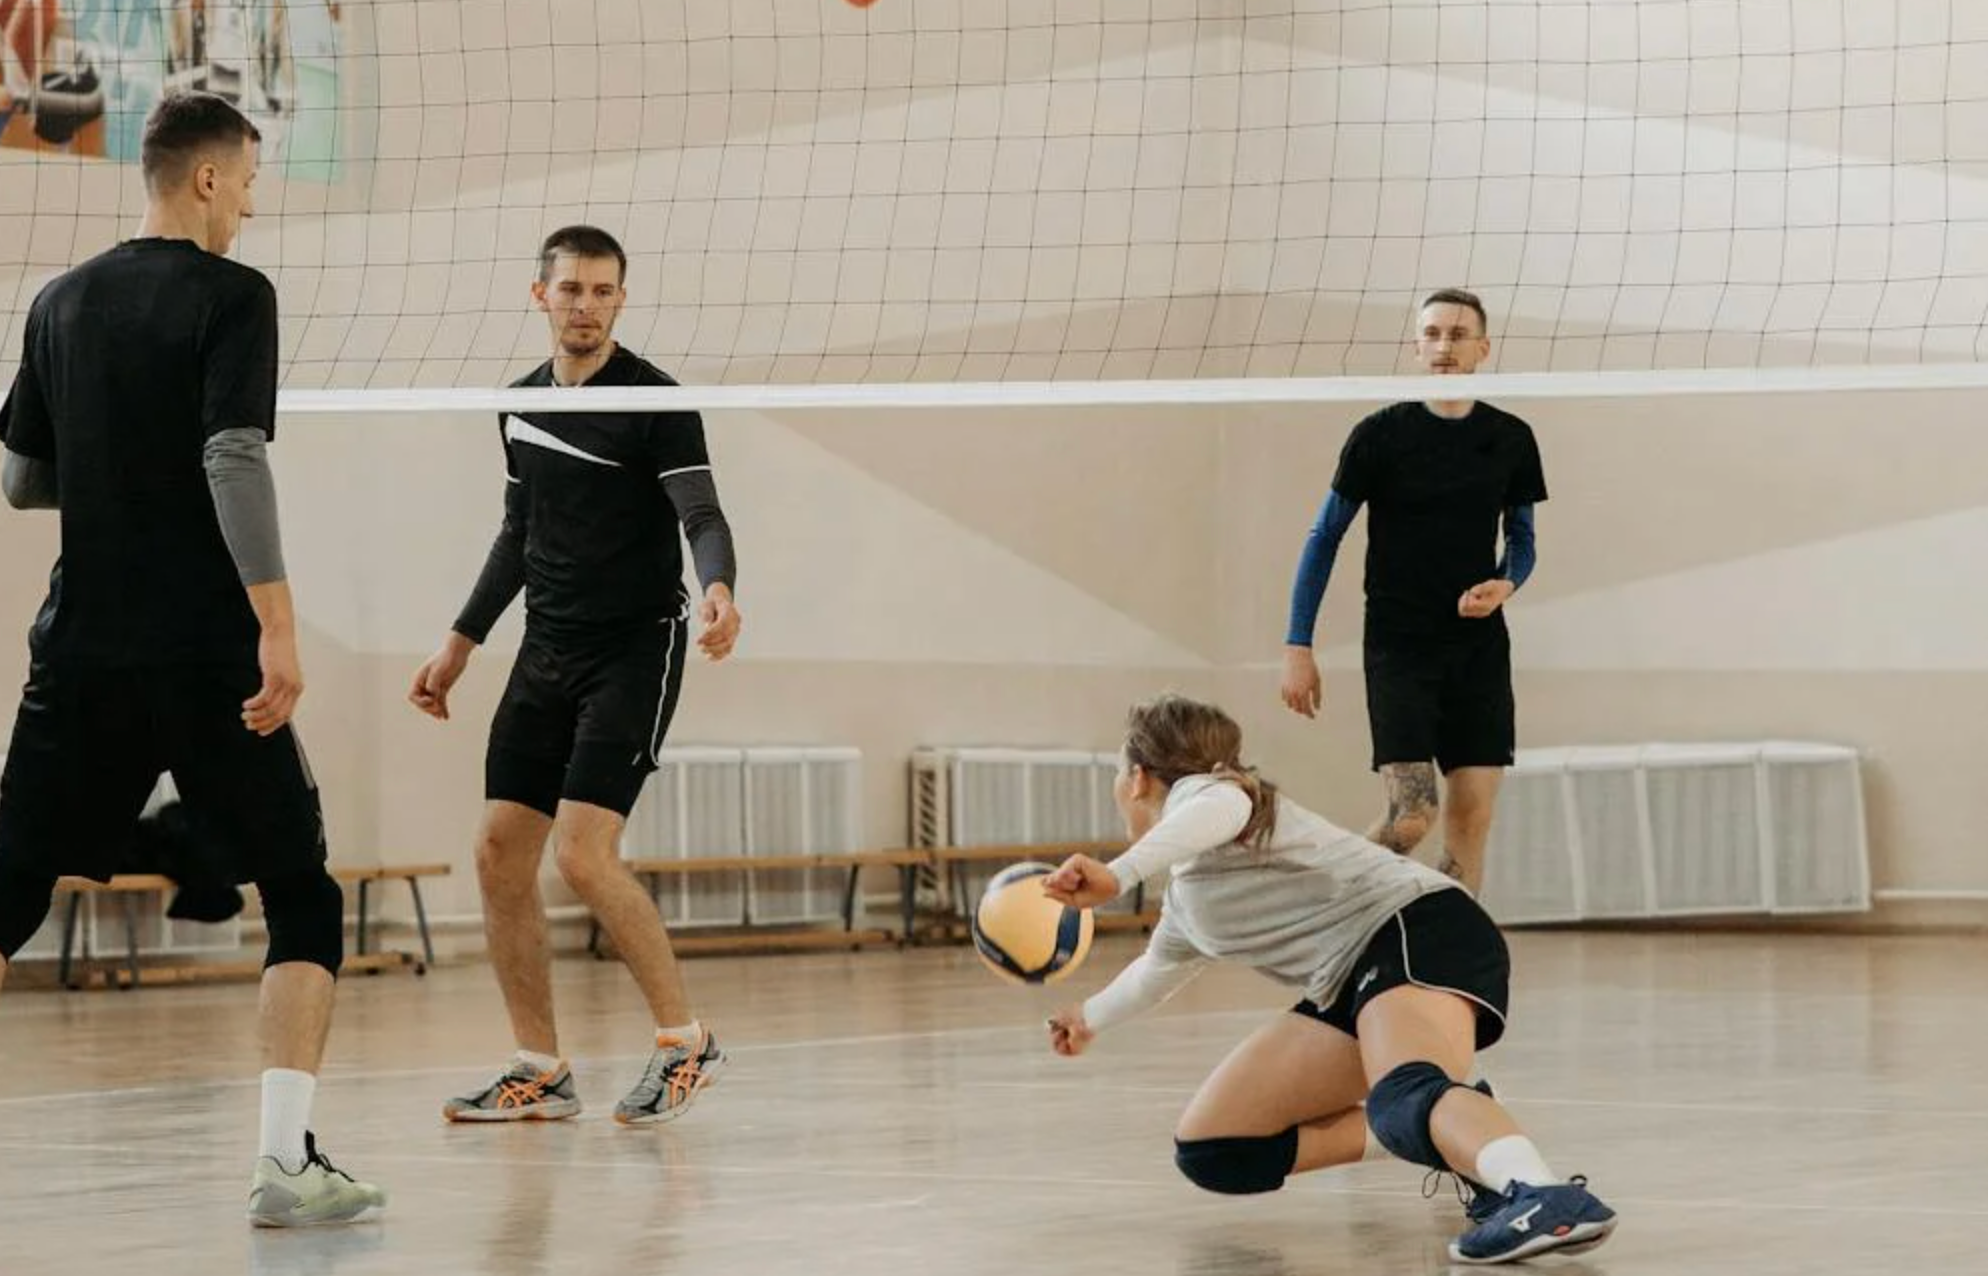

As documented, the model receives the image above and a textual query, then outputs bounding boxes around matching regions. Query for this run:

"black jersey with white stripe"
[498,347,710,640]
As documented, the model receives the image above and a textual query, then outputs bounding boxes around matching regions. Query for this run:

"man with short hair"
[1281,289,1547,894]
[413,224,742,1126]
[0,89,383,1227]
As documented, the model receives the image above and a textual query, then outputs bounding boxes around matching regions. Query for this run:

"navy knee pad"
[1366,1061,1462,1171]
[259,868,344,976]
[0,866,58,961]
[1173,1128,1299,1195]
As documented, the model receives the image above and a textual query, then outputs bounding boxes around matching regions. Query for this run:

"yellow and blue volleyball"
[971,861,1095,985]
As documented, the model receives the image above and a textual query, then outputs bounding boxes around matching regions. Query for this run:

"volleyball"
[970,861,1095,985]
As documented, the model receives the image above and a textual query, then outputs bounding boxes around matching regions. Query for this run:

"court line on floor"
[0,1021,1063,1107]
[6,1011,1986,1125]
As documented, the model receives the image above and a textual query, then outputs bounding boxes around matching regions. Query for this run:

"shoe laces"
[1421,1169,1467,1207]
[1423,1168,1506,1223]
[492,1063,557,1109]
[302,1132,355,1184]
[630,1033,705,1107]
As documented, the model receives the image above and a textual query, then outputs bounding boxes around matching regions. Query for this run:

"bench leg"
[120,892,141,989]
[900,864,918,943]
[57,892,82,989]
[841,864,862,932]
[407,878,435,972]
[354,878,371,958]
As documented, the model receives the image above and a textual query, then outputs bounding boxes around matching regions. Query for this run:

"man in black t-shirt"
[0,91,382,1226]
[410,225,741,1127]
[1281,289,1547,893]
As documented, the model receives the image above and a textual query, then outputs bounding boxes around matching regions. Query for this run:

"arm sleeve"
[2,449,58,510]
[203,428,286,585]
[452,421,528,643]
[202,275,280,442]
[661,467,737,594]
[1081,913,1212,1033]
[1108,780,1254,893]
[2,302,56,461]
[1497,504,1536,590]
[1284,489,1360,647]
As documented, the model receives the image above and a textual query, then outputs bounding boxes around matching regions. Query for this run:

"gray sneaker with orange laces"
[613,1028,726,1125]
[442,1058,582,1122]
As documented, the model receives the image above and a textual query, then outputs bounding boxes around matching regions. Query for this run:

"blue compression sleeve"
[1285,490,1360,647]
[1498,504,1536,590]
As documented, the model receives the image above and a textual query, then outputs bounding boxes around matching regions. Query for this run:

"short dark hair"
[538,225,627,284]
[1420,287,1489,335]
[141,92,260,192]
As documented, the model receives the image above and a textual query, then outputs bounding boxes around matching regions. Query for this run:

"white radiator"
[1478,742,1871,925]
[622,746,861,928]
[743,747,862,925]
[909,746,1145,914]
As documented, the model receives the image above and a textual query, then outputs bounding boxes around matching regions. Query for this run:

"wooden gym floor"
[0,926,1982,1275]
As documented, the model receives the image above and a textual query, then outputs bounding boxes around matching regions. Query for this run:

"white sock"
[513,1049,562,1075]
[258,1068,316,1175]
[1474,1135,1559,1195]
[656,1020,701,1046]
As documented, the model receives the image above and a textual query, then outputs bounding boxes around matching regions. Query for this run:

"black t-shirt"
[502,347,711,639]
[0,239,276,668]
[1331,400,1548,646]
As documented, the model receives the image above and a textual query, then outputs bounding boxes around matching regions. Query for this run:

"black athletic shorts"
[0,661,327,884]
[486,619,688,819]
[1291,887,1510,1051]
[1364,625,1515,774]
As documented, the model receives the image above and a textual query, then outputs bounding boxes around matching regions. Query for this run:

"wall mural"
[1,0,343,180]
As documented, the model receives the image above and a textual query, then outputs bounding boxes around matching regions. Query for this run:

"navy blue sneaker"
[1448,1176,1617,1265]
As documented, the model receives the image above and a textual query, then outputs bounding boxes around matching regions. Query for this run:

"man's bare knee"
[475,833,544,900]
[1372,765,1440,854]
[553,833,621,897]
[1445,808,1494,847]
[1373,803,1436,853]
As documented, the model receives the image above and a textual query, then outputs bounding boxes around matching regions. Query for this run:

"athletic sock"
[1474,1135,1560,1195]
[258,1068,316,1174]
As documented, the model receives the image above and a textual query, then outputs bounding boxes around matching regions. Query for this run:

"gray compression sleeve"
[203,427,287,586]
[662,468,737,593]
[2,449,57,510]
[453,477,527,643]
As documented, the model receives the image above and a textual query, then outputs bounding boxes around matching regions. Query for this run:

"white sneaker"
[247,1133,386,1228]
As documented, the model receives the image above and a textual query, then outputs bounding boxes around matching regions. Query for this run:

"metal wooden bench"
[589,849,931,957]
[50,862,452,989]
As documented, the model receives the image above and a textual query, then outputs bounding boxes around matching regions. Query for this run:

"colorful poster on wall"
[0,1,344,181]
